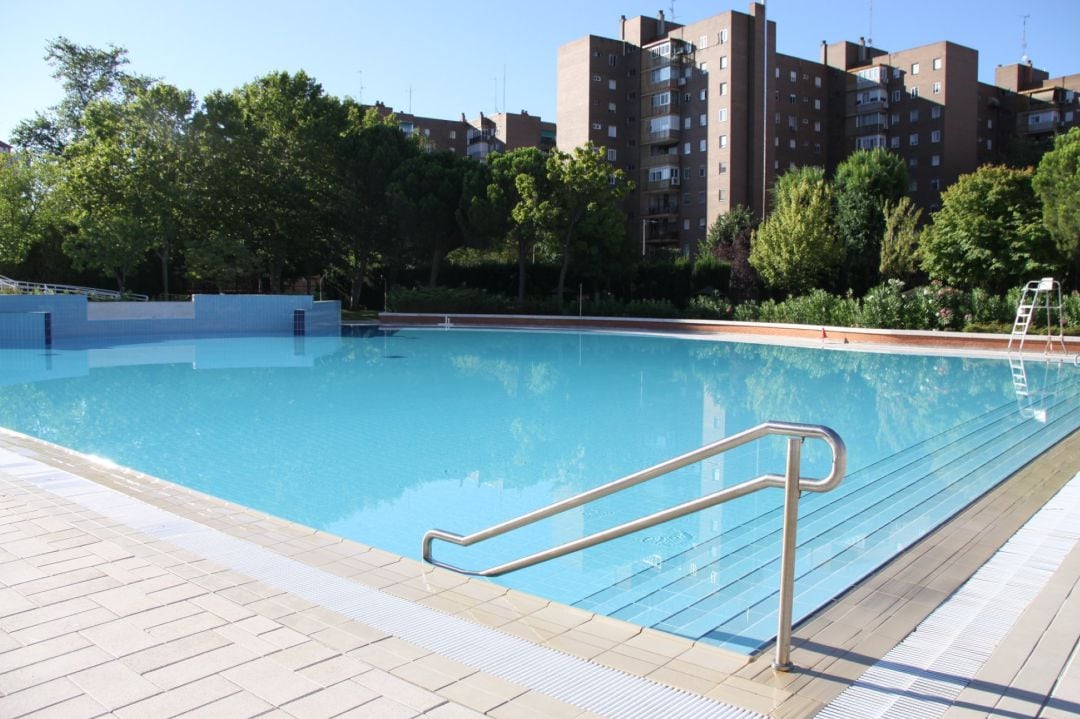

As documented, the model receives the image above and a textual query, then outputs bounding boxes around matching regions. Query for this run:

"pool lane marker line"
[0,447,765,719]
[819,472,1080,719]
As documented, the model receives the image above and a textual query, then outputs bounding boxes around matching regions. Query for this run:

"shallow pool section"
[0,330,1075,653]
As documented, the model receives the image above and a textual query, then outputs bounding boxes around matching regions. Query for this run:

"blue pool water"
[0,329,1076,653]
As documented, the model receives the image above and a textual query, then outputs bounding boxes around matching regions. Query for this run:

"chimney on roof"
[620,14,626,41]
[658,9,665,35]
[858,36,867,62]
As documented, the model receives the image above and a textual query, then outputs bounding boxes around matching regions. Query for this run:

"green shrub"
[388,287,510,314]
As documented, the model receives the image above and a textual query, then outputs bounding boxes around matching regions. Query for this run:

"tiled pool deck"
[1,392,1079,717]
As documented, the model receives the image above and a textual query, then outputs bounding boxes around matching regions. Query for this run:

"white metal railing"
[0,275,148,301]
[423,420,847,671]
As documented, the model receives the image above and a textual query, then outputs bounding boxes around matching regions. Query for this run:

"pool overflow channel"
[423,420,847,672]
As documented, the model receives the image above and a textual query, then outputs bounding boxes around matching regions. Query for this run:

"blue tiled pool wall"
[0,295,341,346]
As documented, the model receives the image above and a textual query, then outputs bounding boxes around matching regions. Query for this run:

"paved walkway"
[1,427,1078,718]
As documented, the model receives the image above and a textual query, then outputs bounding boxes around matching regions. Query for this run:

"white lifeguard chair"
[1007,277,1068,357]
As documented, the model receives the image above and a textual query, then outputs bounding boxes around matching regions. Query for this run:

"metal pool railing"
[0,275,148,301]
[423,420,847,671]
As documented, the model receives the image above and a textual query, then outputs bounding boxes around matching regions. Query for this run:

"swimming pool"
[0,329,1075,653]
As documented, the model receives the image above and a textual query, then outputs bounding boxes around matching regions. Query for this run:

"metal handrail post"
[772,436,802,671]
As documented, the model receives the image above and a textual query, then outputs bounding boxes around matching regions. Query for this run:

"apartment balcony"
[1020,111,1062,134]
[645,204,679,217]
[647,75,683,91]
[644,128,681,145]
[645,177,681,192]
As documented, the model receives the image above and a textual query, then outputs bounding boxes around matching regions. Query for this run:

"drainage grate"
[818,474,1080,719]
[0,447,766,719]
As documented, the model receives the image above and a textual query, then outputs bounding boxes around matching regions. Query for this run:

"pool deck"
[1,416,1078,718]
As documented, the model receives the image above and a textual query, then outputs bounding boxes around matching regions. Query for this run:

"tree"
[749,166,842,295]
[0,153,65,267]
[879,197,923,284]
[389,151,470,286]
[920,165,1060,292]
[1033,127,1080,284]
[516,144,631,305]
[832,148,908,294]
[462,148,550,302]
[699,204,755,262]
[11,37,150,155]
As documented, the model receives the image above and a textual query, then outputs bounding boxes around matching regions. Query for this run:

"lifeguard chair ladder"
[1007,277,1067,356]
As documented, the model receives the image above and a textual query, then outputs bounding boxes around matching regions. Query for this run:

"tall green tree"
[1033,127,1080,284]
[699,204,755,261]
[389,150,470,286]
[516,144,631,305]
[750,166,842,295]
[463,148,550,302]
[920,165,1059,292]
[832,148,908,294]
[879,196,923,284]
[0,153,65,267]
[11,37,150,155]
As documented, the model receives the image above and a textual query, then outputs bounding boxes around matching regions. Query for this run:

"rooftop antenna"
[502,64,507,115]
[1020,14,1031,63]
[492,77,499,113]
[356,70,364,104]
[408,85,413,114]
[670,0,676,21]
[867,0,873,46]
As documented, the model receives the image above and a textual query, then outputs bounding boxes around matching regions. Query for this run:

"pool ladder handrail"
[422,420,846,672]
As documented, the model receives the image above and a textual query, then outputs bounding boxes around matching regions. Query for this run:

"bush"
[388,287,510,314]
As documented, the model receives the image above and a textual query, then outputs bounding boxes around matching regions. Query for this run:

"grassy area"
[341,308,379,322]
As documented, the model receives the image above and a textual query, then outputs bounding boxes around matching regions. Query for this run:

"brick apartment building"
[365,102,555,161]
[557,3,1079,255]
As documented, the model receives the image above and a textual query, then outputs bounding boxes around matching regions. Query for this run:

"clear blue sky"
[3,0,1078,143]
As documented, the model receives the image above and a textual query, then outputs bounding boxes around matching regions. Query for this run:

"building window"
[909,109,919,122]
[719,135,728,148]
[591,122,602,130]
[813,98,820,110]
[790,70,797,82]
[892,90,902,102]
[699,62,708,74]
[987,118,993,129]
[606,148,617,161]
[699,165,706,177]
[909,157,918,168]
[699,139,707,151]
[684,142,691,155]
[683,219,690,230]
[789,93,797,104]
[789,138,796,149]
[719,29,728,44]
[788,115,797,129]
[814,121,821,132]
[684,92,692,103]
[592,74,602,82]
[718,108,727,122]
[683,116,692,129]
[719,82,728,95]
[911,62,920,75]
[700,113,707,126]
[449,130,456,139]
[814,142,822,154]
[699,89,707,101]
[910,86,920,98]
[719,55,728,69]
[815,76,822,88]
[931,129,941,143]
[930,178,941,190]
[698,191,705,204]
[909,180,918,192]
[933,81,941,95]
[909,133,919,146]
[608,125,617,138]
[987,139,993,150]
[718,189,725,201]
[1067,111,1075,122]
[699,35,709,49]
[651,92,671,108]
[891,112,900,124]
[698,217,706,228]
[933,57,942,70]
[718,161,727,173]
[931,154,941,166]
[608,79,617,90]
[931,106,942,119]
[608,102,617,113]
[893,67,902,79]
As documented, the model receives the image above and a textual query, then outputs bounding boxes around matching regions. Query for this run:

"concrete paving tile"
[0,645,113,695]
[146,610,227,642]
[0,587,38,618]
[11,607,118,645]
[0,677,82,718]
[298,654,374,687]
[187,591,255,623]
[352,668,446,711]
[258,625,309,650]
[0,597,97,632]
[0,632,92,674]
[121,629,231,674]
[335,695,419,718]
[170,690,273,719]
[31,576,121,607]
[88,586,161,617]
[281,679,380,719]
[233,614,281,636]
[223,656,323,705]
[0,558,47,585]
[485,689,583,719]
[79,618,161,658]
[70,659,161,709]
[275,610,328,636]
[113,675,240,719]
[268,640,340,672]
[20,693,109,719]
[142,643,257,690]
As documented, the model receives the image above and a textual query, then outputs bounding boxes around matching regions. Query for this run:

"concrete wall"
[0,294,341,347]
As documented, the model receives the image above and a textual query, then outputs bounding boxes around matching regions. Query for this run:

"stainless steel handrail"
[422,420,846,671]
[0,274,148,301]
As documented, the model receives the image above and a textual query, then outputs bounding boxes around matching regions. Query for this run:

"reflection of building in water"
[698,387,728,544]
